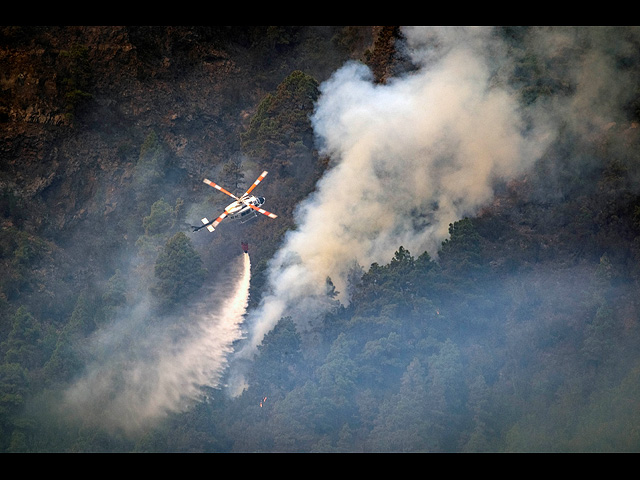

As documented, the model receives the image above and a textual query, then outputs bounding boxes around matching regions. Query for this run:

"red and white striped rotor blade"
[205,212,228,232]
[243,170,269,196]
[203,179,239,200]
[247,204,277,219]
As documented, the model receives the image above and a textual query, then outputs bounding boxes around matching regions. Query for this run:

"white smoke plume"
[63,253,251,434]
[228,26,558,395]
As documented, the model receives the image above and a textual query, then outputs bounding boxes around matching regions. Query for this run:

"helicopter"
[192,170,277,233]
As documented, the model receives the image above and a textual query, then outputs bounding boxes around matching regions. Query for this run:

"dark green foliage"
[0,362,29,451]
[0,229,48,300]
[2,307,44,370]
[439,217,484,281]
[0,188,25,225]
[133,130,172,218]
[152,232,206,309]
[58,43,93,120]
[136,131,167,186]
[220,160,245,193]
[0,228,46,268]
[247,317,303,395]
[102,270,127,309]
[65,292,96,337]
[142,198,175,235]
[0,363,28,415]
[241,70,319,177]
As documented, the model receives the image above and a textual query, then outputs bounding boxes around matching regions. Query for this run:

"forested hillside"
[2,26,640,452]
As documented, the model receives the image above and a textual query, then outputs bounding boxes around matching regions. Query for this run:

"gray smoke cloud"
[228,26,561,394]
[229,26,640,396]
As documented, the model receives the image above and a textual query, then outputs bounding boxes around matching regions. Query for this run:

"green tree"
[316,333,358,413]
[369,357,433,452]
[267,332,358,451]
[0,363,29,452]
[241,70,319,177]
[424,339,466,451]
[439,217,483,279]
[461,374,493,452]
[58,43,93,120]
[66,291,96,337]
[220,160,245,193]
[357,331,405,389]
[42,290,100,384]
[152,232,206,309]
[247,316,303,394]
[142,198,175,235]
[134,130,170,214]
[350,247,417,317]
[0,363,28,418]
[2,307,43,369]
[102,269,127,309]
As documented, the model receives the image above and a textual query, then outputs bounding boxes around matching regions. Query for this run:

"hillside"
[2,26,640,452]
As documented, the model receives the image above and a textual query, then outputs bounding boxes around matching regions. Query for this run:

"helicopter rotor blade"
[204,211,228,232]
[195,211,229,232]
[203,178,240,200]
[199,171,275,229]
[242,170,269,197]
[246,203,277,219]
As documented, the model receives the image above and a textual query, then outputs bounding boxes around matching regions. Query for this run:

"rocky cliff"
[0,26,382,236]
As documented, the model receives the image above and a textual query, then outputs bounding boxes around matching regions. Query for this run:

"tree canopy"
[152,232,206,309]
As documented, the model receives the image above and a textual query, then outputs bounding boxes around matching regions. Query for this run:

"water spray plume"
[63,253,252,434]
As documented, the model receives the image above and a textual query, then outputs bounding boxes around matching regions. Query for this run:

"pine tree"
[152,232,207,309]
[2,306,43,369]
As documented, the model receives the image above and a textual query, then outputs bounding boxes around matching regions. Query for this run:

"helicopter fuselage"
[194,171,277,233]
[226,195,266,220]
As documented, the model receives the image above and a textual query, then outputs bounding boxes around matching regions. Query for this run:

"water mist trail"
[63,253,251,434]
[187,252,251,393]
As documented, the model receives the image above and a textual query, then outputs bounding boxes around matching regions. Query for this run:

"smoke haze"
[63,253,251,434]
[228,26,640,395]
[54,26,640,430]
